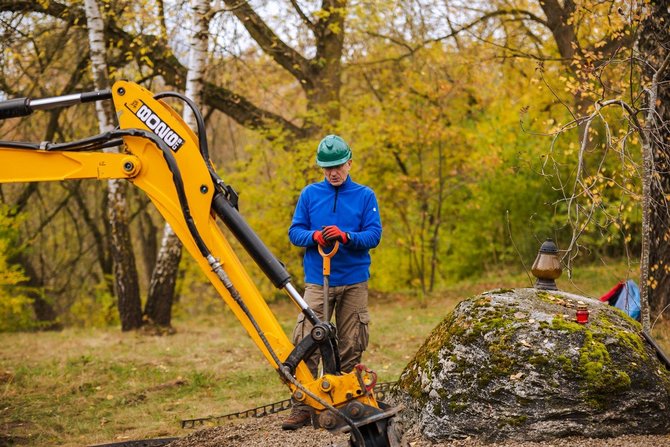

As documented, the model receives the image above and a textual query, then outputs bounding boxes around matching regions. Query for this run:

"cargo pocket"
[354,311,370,356]
[292,314,306,345]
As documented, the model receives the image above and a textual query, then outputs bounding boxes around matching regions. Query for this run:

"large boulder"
[393,288,670,442]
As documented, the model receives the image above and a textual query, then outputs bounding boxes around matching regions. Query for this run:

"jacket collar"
[322,175,352,190]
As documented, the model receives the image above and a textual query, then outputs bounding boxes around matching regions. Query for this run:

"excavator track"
[180,382,396,428]
[89,438,178,447]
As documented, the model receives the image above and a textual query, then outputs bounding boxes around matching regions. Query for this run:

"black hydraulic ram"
[211,191,291,289]
[0,90,112,120]
[211,191,322,327]
[211,191,339,373]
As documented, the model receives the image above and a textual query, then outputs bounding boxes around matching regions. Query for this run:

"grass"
[1,261,669,446]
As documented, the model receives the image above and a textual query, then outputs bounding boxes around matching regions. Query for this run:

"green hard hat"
[316,135,352,167]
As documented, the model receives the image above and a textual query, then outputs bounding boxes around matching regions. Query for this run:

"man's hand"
[313,230,331,247]
[322,225,349,244]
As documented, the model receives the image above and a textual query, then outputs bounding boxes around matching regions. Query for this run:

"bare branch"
[221,0,310,87]
[0,0,79,24]
[201,80,309,139]
[362,8,550,65]
[0,0,307,139]
[289,0,316,33]
[432,9,549,43]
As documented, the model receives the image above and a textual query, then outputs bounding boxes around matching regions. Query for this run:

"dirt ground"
[165,413,670,447]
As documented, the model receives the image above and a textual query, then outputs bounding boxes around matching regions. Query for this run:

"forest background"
[0,0,668,333]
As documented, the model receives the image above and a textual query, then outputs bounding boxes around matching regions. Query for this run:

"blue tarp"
[600,279,641,321]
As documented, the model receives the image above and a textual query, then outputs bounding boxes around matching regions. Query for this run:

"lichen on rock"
[392,288,670,443]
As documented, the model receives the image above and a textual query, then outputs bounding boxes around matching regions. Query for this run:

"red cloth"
[600,281,625,303]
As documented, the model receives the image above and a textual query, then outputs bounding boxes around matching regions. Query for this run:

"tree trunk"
[84,0,142,331]
[305,0,345,123]
[221,0,346,131]
[144,0,209,328]
[638,2,670,323]
[145,225,182,326]
[136,196,159,283]
[107,181,142,330]
[20,253,62,330]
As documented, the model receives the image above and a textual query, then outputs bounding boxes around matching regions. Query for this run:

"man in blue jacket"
[282,134,382,430]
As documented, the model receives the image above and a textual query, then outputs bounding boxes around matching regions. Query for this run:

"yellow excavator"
[0,81,402,446]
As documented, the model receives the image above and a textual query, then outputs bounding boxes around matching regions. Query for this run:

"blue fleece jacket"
[289,176,382,286]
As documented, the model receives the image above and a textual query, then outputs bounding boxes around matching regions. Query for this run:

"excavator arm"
[0,81,401,447]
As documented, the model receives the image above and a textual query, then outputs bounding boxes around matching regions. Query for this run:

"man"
[282,134,382,430]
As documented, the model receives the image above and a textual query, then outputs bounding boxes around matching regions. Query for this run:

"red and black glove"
[312,230,331,247]
[322,225,349,244]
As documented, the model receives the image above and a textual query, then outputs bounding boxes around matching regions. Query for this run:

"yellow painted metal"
[294,371,379,411]
[0,149,139,183]
[0,80,384,417]
[111,81,304,372]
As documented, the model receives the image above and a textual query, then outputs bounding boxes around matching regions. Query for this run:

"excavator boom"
[0,81,401,446]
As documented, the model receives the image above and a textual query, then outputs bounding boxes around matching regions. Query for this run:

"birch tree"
[83,0,142,330]
[143,0,210,328]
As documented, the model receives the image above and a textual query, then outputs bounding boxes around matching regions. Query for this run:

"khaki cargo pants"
[292,281,370,376]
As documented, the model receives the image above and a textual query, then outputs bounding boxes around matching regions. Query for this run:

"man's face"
[323,160,352,187]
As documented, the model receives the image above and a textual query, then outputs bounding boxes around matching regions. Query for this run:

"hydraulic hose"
[153,91,211,167]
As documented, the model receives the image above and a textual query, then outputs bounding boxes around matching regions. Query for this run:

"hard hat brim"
[316,153,352,168]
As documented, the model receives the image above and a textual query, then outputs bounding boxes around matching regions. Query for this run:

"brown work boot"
[281,407,311,430]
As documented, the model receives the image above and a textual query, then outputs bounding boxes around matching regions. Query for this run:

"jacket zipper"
[333,187,339,213]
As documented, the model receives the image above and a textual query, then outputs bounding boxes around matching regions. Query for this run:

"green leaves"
[0,207,33,332]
